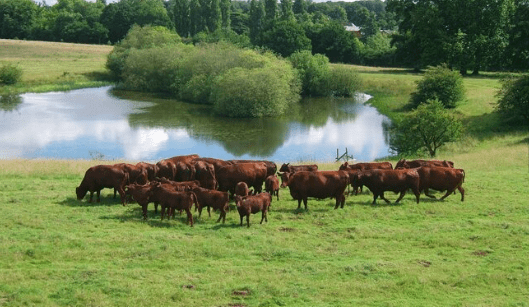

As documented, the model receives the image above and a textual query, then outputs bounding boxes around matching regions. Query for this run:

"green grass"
[0,39,113,94]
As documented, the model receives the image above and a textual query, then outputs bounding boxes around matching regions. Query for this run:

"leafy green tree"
[249,0,264,44]
[170,0,190,37]
[293,0,306,15]
[230,8,248,35]
[189,0,203,35]
[0,63,23,85]
[506,0,529,70]
[261,19,311,57]
[390,99,463,157]
[220,0,231,29]
[362,32,396,66]
[280,0,294,21]
[0,0,38,39]
[264,0,277,23]
[308,20,361,64]
[207,0,222,32]
[496,75,529,126]
[288,50,331,96]
[410,64,465,109]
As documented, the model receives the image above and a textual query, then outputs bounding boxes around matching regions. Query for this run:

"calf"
[156,160,177,180]
[416,167,465,201]
[265,174,280,201]
[235,182,250,197]
[284,171,349,210]
[151,183,197,226]
[150,178,200,213]
[125,183,154,219]
[235,193,272,227]
[216,162,268,195]
[192,187,230,223]
[351,169,420,205]
[76,164,129,205]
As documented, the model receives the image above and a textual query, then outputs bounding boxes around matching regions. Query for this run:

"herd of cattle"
[75,154,465,227]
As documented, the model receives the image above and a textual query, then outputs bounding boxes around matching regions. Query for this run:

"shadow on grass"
[58,196,122,207]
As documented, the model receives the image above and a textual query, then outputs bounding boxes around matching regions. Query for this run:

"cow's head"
[395,159,406,169]
[339,162,349,170]
[76,186,87,200]
[279,172,291,188]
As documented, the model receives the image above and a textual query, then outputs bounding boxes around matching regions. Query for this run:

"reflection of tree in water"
[0,94,22,112]
[116,90,362,157]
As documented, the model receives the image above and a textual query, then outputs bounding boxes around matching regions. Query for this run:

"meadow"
[1,40,528,306]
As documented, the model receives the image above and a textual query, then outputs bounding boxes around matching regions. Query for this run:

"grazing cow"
[235,193,272,227]
[194,160,217,190]
[351,169,421,205]
[416,167,465,201]
[279,163,318,173]
[339,161,393,171]
[125,183,154,219]
[192,187,229,223]
[229,160,278,177]
[396,159,454,169]
[156,160,177,180]
[193,157,233,174]
[216,162,268,195]
[175,161,196,182]
[136,162,158,181]
[265,174,280,201]
[284,171,349,210]
[76,164,129,205]
[113,163,148,199]
[235,182,250,197]
[151,183,197,226]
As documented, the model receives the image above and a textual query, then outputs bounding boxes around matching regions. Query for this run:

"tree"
[506,0,529,70]
[293,0,306,15]
[280,0,294,21]
[170,0,190,37]
[0,0,38,39]
[248,0,264,44]
[220,0,231,29]
[206,0,222,32]
[261,19,311,57]
[410,64,465,109]
[496,75,529,126]
[264,0,277,23]
[189,0,203,35]
[390,99,463,157]
[308,20,361,64]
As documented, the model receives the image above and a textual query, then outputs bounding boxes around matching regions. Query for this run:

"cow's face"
[76,186,87,200]
[279,172,290,188]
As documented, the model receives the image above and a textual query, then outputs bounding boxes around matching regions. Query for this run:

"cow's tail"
[460,169,465,184]
[190,192,199,211]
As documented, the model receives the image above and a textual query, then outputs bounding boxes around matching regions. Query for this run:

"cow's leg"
[303,198,308,210]
[424,188,437,199]
[246,214,250,228]
[96,190,101,202]
[154,202,158,214]
[440,189,455,201]
[260,210,267,224]
[216,210,223,223]
[88,191,94,203]
[395,190,406,203]
[113,188,117,199]
[161,206,166,221]
[185,209,193,227]
[413,189,420,204]
[117,188,126,206]
[380,192,392,204]
[276,190,279,201]
[340,194,346,208]
[239,213,244,226]
[458,186,465,201]
[207,206,211,217]
[198,206,203,218]
[142,204,148,220]
[372,193,378,205]
[297,199,302,209]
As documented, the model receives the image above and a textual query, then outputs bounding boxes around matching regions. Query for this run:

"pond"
[0,86,391,162]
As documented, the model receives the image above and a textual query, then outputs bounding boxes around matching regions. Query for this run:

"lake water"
[0,86,391,162]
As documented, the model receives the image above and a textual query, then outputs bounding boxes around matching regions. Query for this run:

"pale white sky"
[34,0,360,6]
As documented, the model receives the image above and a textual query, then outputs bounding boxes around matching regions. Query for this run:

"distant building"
[344,23,362,38]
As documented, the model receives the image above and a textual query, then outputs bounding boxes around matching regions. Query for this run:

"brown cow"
[125,183,154,219]
[193,157,232,174]
[155,160,177,180]
[113,163,148,199]
[76,165,129,205]
[149,178,200,213]
[351,169,421,205]
[416,167,465,201]
[279,163,318,173]
[235,193,272,227]
[175,161,196,182]
[164,154,200,165]
[235,182,250,197]
[229,160,278,177]
[339,161,393,171]
[396,159,454,169]
[192,187,230,223]
[216,162,268,195]
[194,160,217,190]
[279,172,292,188]
[136,162,158,181]
[284,171,349,210]
[265,174,280,201]
[151,183,197,226]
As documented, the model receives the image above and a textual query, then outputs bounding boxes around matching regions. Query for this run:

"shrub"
[212,63,299,117]
[496,75,529,126]
[410,64,465,108]
[288,51,331,97]
[106,25,181,80]
[329,65,362,97]
[0,63,23,85]
[389,99,463,157]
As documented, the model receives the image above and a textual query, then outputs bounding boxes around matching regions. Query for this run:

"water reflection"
[0,94,22,112]
[0,87,391,161]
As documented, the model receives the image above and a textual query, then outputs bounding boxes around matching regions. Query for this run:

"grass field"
[1,40,529,306]
[0,39,113,94]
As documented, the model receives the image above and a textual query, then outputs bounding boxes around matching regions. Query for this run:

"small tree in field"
[390,99,463,157]
[496,75,529,127]
[410,64,465,109]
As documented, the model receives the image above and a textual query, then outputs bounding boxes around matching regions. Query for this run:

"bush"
[212,63,300,117]
[106,25,181,80]
[410,64,465,108]
[496,75,529,126]
[0,63,23,85]
[329,65,362,97]
[288,51,331,96]
[389,99,463,157]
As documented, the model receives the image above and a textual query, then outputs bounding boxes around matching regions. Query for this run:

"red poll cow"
[351,169,421,205]
[235,182,250,197]
[76,164,129,205]
[192,187,230,223]
[416,167,465,201]
[216,162,268,195]
[339,161,393,171]
[136,162,158,181]
[151,183,197,226]
[193,157,233,174]
[194,160,217,190]
[265,174,280,201]
[284,171,349,210]
[396,159,454,169]
[156,160,176,180]
[279,163,318,173]
[175,161,196,182]
[229,160,278,177]
[235,193,272,227]
[125,183,154,219]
